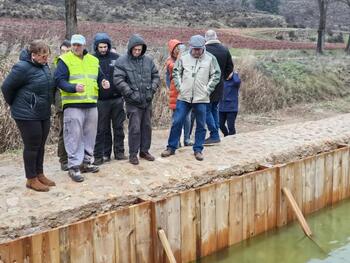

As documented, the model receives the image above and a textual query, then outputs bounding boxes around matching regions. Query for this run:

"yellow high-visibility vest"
[59,51,99,106]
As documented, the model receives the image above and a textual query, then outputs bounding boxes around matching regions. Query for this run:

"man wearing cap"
[113,34,160,165]
[204,29,234,145]
[55,34,110,182]
[161,35,221,161]
[92,33,126,166]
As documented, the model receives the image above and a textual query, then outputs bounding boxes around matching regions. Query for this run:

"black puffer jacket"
[206,41,234,102]
[93,32,121,100]
[113,34,160,108]
[1,49,54,120]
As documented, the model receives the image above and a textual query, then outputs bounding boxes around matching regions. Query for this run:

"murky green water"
[196,200,350,263]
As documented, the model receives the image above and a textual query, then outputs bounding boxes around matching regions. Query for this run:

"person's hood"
[19,48,31,62]
[93,32,112,54]
[127,34,147,57]
[167,39,182,58]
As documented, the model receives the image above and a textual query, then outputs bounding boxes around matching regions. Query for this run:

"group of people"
[1,29,240,192]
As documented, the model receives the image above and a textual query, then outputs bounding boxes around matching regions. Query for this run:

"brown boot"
[37,173,56,186]
[26,177,49,192]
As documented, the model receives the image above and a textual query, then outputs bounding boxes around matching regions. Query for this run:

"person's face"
[97,43,108,55]
[71,43,84,56]
[172,46,180,58]
[60,45,70,55]
[32,51,49,65]
[132,45,143,57]
[191,48,203,59]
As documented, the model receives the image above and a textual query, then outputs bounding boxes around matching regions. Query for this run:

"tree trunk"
[346,34,350,54]
[316,0,328,54]
[65,0,77,40]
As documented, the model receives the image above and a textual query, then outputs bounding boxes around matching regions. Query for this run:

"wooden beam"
[282,187,312,237]
[158,229,177,263]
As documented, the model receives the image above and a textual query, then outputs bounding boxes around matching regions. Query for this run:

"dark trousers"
[15,119,50,179]
[219,111,238,136]
[94,98,126,159]
[56,111,68,164]
[126,103,152,156]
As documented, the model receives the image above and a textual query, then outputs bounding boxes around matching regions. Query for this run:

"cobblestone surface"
[1,114,350,242]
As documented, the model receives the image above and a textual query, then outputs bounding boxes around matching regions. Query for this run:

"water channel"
[195,199,350,263]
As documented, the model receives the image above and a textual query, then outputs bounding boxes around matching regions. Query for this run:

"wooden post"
[282,188,312,237]
[158,229,177,263]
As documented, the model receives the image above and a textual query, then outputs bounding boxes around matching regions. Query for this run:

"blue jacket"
[219,72,241,112]
[1,49,54,120]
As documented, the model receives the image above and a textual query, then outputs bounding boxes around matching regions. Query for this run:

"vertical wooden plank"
[59,226,70,263]
[242,173,255,239]
[332,149,342,204]
[181,190,196,263]
[115,208,133,263]
[93,213,116,263]
[228,177,243,245]
[195,188,201,260]
[31,234,43,263]
[340,147,349,200]
[266,168,277,231]
[48,229,60,263]
[255,171,268,235]
[325,152,334,206]
[303,157,316,214]
[215,182,229,250]
[153,199,168,263]
[277,164,288,227]
[200,185,216,257]
[69,220,94,263]
[166,195,181,262]
[315,154,326,211]
[31,230,59,263]
[134,202,153,263]
[293,160,304,211]
[0,242,10,263]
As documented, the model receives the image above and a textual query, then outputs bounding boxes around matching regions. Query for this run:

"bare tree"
[338,0,350,54]
[65,0,77,39]
[317,0,331,54]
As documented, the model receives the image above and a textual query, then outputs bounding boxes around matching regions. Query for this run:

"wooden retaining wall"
[1,145,350,263]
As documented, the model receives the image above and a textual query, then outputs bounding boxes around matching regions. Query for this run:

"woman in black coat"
[1,40,55,192]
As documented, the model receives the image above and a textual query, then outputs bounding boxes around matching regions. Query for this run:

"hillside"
[0,0,349,30]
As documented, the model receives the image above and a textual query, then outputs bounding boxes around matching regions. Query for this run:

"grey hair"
[205,30,218,41]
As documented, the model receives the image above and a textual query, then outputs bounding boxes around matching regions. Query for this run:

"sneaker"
[115,152,128,160]
[80,163,99,173]
[203,137,221,145]
[60,162,69,171]
[194,152,204,161]
[129,155,139,165]
[103,156,111,162]
[161,148,175,158]
[140,152,155,161]
[68,167,84,182]
[93,157,104,166]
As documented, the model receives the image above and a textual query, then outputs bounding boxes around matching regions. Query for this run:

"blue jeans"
[167,101,207,153]
[206,101,220,140]
[172,109,192,144]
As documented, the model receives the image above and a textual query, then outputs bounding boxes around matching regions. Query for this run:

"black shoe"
[68,167,84,182]
[93,157,104,166]
[140,152,155,161]
[129,155,139,165]
[184,141,194,146]
[80,163,99,173]
[103,156,111,162]
[203,137,221,145]
[194,152,204,161]
[60,162,69,171]
[115,152,127,160]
